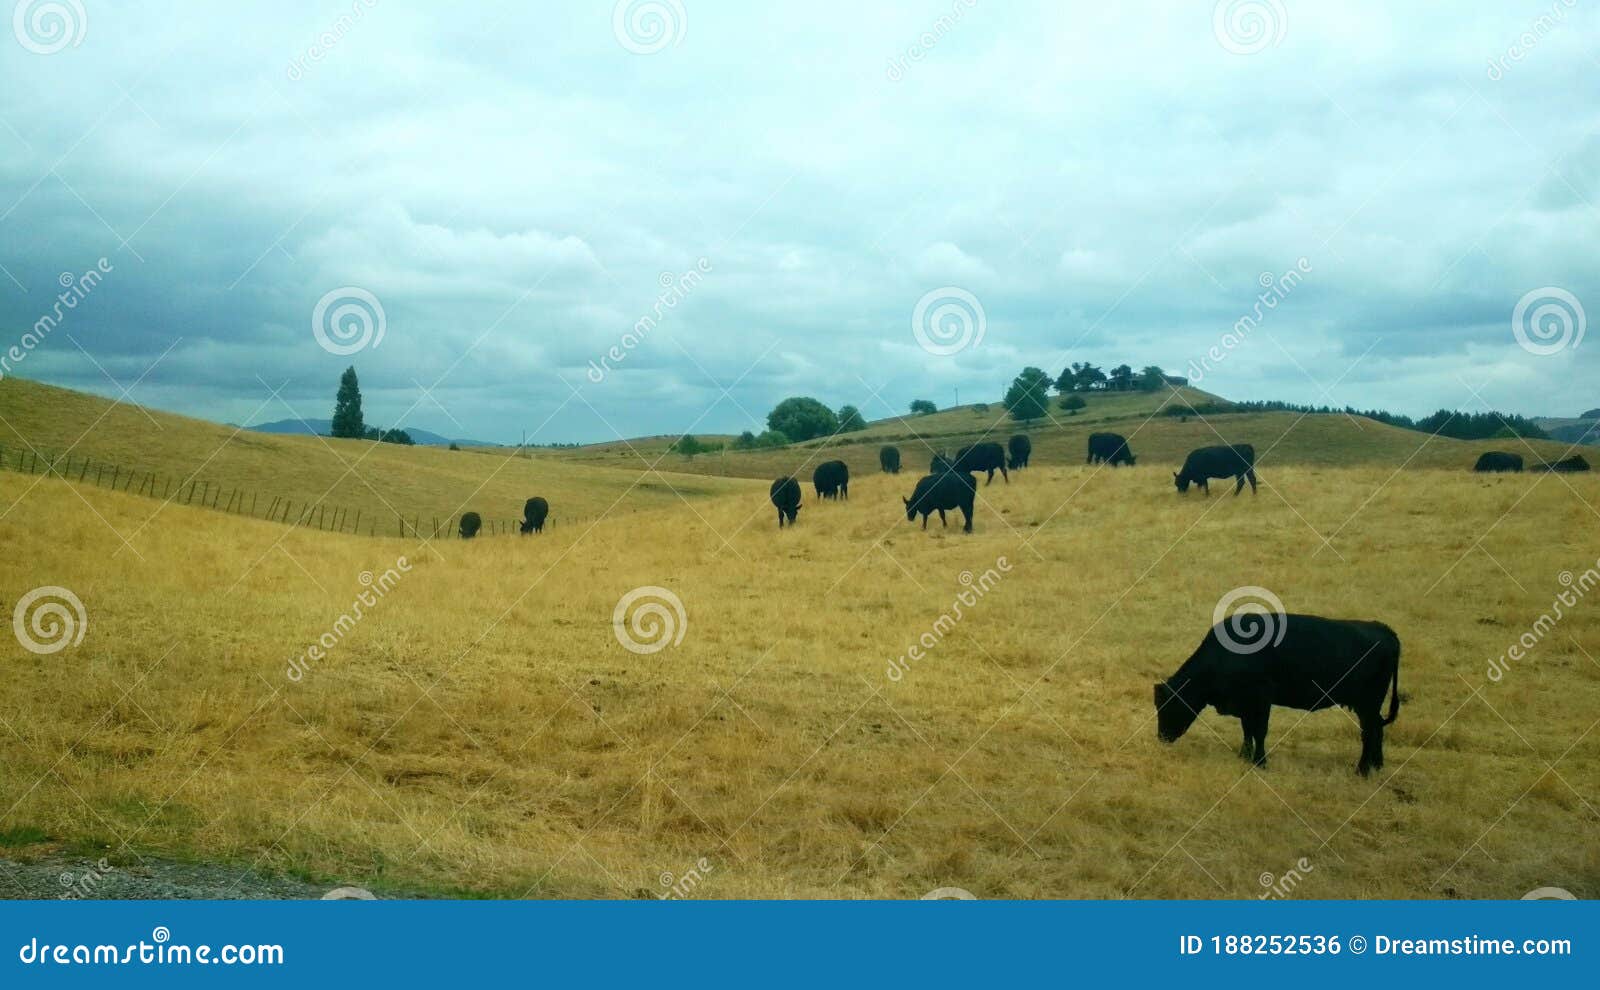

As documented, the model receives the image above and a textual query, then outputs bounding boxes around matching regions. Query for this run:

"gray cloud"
[1,1,1597,443]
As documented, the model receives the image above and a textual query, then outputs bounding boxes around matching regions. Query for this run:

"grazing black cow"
[952,442,1008,485]
[1087,432,1136,466]
[880,445,901,474]
[459,511,482,539]
[903,471,977,532]
[1154,614,1401,776]
[1473,451,1523,473]
[813,460,850,500]
[1007,434,1031,470]
[769,476,802,528]
[1174,443,1257,495]
[520,497,548,534]
[1540,454,1591,473]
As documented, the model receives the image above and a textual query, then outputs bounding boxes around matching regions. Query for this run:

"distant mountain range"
[246,418,498,448]
[1534,412,1600,447]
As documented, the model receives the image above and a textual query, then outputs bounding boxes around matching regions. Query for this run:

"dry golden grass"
[0,378,761,535]
[2,454,1597,899]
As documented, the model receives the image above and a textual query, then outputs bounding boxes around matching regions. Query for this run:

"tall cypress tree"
[331,366,365,438]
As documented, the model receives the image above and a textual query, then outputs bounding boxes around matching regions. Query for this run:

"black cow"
[769,477,801,528]
[953,442,1008,485]
[1154,614,1401,776]
[813,460,850,500]
[1087,432,1136,466]
[459,511,482,539]
[1473,451,1523,473]
[520,497,548,534]
[1007,434,1031,470]
[1540,455,1591,473]
[880,445,901,474]
[1174,443,1257,495]
[903,471,976,532]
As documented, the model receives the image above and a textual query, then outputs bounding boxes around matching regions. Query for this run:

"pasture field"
[0,378,761,534]
[2,455,1597,899]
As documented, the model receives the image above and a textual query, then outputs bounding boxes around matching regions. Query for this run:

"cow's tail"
[1382,636,1402,726]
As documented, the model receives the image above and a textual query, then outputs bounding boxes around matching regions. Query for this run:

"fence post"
[78,459,89,482]
[352,509,361,534]
[110,466,120,489]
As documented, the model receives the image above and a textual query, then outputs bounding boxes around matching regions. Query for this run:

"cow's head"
[902,495,916,522]
[1125,453,1137,465]
[1172,471,1189,494]
[787,504,801,524]
[1154,680,1200,742]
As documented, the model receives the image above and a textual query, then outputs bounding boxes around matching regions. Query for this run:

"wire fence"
[0,444,590,539]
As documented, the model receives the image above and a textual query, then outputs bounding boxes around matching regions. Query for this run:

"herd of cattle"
[441,432,1593,774]
[1473,451,1590,473]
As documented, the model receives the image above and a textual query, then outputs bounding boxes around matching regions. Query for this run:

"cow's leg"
[1234,473,1245,495]
[999,465,1008,484]
[1238,724,1254,761]
[1247,469,1258,493]
[1356,710,1385,776]
[1242,706,1270,767]
[960,505,973,533]
[921,512,930,530]
[1199,479,1210,496]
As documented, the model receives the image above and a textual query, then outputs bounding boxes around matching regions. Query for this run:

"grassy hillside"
[553,387,1594,488]
[0,378,762,539]
[1,464,1596,898]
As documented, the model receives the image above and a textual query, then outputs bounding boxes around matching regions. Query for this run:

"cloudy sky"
[1,1,1596,443]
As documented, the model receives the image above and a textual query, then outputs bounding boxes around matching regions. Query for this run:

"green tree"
[1004,367,1054,421]
[1137,365,1168,391]
[1059,394,1086,414]
[1060,362,1105,393]
[1108,364,1135,391]
[331,366,365,439]
[733,430,758,449]
[909,398,938,415]
[767,397,839,442]
[836,404,867,432]
[671,434,712,457]
[755,429,790,448]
